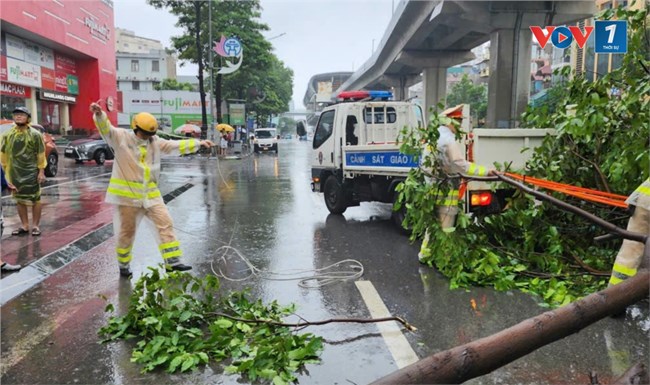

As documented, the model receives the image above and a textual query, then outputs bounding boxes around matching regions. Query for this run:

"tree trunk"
[370,270,649,384]
[216,73,222,122]
[194,1,207,139]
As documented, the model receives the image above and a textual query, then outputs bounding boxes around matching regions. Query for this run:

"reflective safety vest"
[626,178,650,211]
[422,126,489,206]
[93,112,201,208]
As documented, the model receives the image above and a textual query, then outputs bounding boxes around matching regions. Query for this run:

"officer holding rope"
[90,102,214,277]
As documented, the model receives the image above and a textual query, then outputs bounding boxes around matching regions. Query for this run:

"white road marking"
[355,280,419,368]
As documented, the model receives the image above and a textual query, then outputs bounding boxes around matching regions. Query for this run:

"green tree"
[210,0,293,123]
[148,0,210,137]
[398,5,649,307]
[154,78,194,91]
[148,0,293,129]
[446,74,487,126]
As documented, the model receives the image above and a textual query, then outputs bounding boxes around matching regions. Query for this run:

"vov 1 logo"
[530,21,627,54]
[530,26,593,49]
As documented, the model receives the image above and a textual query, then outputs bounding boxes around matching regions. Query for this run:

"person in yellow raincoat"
[0,107,47,237]
[608,178,650,287]
[90,102,214,277]
[418,105,498,263]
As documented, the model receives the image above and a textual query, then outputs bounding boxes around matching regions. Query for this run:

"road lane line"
[0,317,59,376]
[40,172,112,190]
[355,280,419,368]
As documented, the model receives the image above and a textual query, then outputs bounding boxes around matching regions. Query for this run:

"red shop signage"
[0,82,32,98]
[0,56,7,82]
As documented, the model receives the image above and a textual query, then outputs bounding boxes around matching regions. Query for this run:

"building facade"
[1,0,117,133]
[115,28,176,92]
[571,0,642,80]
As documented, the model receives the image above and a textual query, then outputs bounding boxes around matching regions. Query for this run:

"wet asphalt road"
[1,141,648,384]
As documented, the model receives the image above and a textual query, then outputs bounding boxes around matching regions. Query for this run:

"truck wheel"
[391,191,410,234]
[324,176,347,214]
[94,150,106,165]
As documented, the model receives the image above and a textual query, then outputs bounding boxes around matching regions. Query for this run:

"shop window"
[152,60,160,72]
[131,60,139,72]
[1,96,27,120]
[37,101,61,134]
[132,81,140,90]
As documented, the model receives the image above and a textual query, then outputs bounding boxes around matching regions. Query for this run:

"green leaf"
[214,318,233,329]
[168,355,183,373]
[181,356,195,372]
[273,375,289,385]
[179,311,193,322]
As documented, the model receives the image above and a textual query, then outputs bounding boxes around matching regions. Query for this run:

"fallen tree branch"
[206,312,417,332]
[568,252,611,276]
[370,270,649,384]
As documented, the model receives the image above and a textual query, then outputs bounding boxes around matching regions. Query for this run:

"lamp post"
[209,0,215,144]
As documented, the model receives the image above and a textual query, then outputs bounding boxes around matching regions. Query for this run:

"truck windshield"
[255,130,275,138]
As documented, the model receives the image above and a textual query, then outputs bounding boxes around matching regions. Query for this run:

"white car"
[253,128,279,153]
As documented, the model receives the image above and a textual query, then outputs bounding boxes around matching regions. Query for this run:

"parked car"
[0,120,58,177]
[64,132,114,165]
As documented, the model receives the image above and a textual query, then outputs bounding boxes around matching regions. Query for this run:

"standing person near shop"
[608,178,650,287]
[90,102,214,277]
[418,105,498,262]
[0,107,47,237]
[1,164,21,271]
[220,134,228,156]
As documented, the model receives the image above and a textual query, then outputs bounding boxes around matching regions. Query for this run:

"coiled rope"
[210,245,364,289]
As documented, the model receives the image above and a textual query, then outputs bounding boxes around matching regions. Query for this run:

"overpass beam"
[422,67,447,121]
[381,74,420,101]
[487,27,532,128]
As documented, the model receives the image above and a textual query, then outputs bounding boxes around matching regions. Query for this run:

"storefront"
[0,0,117,132]
[0,82,30,122]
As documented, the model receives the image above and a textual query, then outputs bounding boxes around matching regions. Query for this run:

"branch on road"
[207,312,417,331]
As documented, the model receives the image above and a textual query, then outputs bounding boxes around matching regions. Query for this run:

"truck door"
[312,109,338,171]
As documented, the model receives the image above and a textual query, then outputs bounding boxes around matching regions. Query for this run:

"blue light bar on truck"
[367,91,393,99]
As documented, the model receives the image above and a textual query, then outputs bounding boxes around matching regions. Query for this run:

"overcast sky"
[113,0,396,110]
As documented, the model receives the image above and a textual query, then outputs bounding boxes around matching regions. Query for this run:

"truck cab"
[311,91,424,222]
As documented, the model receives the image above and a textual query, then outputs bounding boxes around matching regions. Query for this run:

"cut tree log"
[370,269,649,385]
[612,362,648,385]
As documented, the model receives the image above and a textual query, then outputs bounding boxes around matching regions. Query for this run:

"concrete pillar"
[27,89,38,125]
[394,76,408,101]
[487,28,531,128]
[61,103,70,135]
[422,67,447,122]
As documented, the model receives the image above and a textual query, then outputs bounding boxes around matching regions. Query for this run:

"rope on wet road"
[210,245,364,288]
